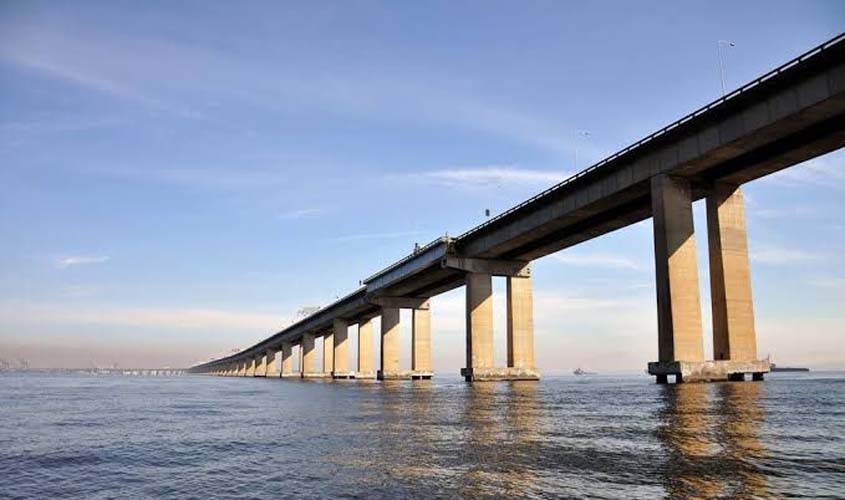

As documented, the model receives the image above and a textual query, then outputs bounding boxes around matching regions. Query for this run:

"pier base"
[461,367,541,382]
[301,372,331,379]
[331,371,357,379]
[355,371,377,380]
[377,370,434,380]
[648,359,770,383]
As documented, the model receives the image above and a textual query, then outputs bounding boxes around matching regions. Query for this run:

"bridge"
[190,34,845,383]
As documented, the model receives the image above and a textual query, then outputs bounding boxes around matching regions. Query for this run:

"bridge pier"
[356,319,376,379]
[332,319,355,379]
[254,353,267,377]
[648,176,769,383]
[281,342,296,377]
[461,269,539,382]
[301,332,323,378]
[377,307,403,380]
[266,349,279,377]
[411,302,433,379]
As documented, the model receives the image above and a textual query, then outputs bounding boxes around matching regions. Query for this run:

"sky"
[1,1,843,372]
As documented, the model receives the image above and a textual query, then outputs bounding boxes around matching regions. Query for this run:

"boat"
[573,367,596,376]
[770,363,809,372]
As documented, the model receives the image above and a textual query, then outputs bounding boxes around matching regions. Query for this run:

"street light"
[717,40,735,96]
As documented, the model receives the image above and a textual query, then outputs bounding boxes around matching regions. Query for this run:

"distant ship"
[770,363,809,373]
[573,367,596,376]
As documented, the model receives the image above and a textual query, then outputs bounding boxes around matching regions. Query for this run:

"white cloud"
[0,300,285,332]
[400,166,569,189]
[750,245,823,265]
[327,230,426,242]
[55,255,110,269]
[552,252,641,270]
[766,154,845,187]
[808,277,845,290]
[277,207,323,220]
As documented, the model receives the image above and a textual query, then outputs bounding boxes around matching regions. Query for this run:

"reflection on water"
[658,381,772,499]
[1,373,843,500]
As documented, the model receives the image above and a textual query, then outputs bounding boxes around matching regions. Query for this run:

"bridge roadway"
[191,33,845,383]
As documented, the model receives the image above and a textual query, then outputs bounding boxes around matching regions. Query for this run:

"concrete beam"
[411,302,432,374]
[357,319,375,379]
[368,296,430,310]
[651,174,705,363]
[378,307,401,380]
[442,256,530,277]
[462,272,494,381]
[507,275,537,373]
[707,184,758,362]
[332,319,353,378]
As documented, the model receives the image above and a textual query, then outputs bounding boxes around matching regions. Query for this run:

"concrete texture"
[301,333,316,376]
[465,272,494,377]
[280,342,293,377]
[357,319,375,378]
[254,354,267,377]
[460,367,541,381]
[707,184,759,361]
[379,307,401,377]
[411,302,432,373]
[265,349,279,377]
[332,318,350,378]
[648,360,771,383]
[246,358,256,377]
[322,330,334,376]
[651,174,705,363]
[507,275,536,371]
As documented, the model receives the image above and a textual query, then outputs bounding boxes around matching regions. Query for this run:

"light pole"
[717,40,735,96]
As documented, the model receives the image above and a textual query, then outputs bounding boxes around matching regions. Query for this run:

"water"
[1,373,843,499]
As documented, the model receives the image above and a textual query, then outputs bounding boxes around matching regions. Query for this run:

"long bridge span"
[191,34,845,383]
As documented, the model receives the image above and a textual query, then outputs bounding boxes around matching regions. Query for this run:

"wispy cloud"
[55,255,110,269]
[552,252,641,270]
[766,154,845,187]
[327,230,426,242]
[808,277,845,290]
[0,300,284,331]
[277,207,323,220]
[400,166,569,189]
[750,245,823,264]
[750,205,819,219]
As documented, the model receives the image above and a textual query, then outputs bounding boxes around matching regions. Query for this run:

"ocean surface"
[1,372,843,500]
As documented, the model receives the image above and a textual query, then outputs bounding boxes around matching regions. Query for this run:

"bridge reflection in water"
[658,382,770,499]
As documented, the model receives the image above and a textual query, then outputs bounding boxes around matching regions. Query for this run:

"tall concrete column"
[707,184,758,362]
[239,360,247,377]
[463,272,494,381]
[649,174,705,383]
[255,353,267,377]
[280,342,294,377]
[246,357,257,377]
[333,319,353,378]
[301,333,317,377]
[322,330,334,376]
[357,319,375,379]
[378,307,401,379]
[411,302,433,377]
[507,275,537,374]
[266,349,278,377]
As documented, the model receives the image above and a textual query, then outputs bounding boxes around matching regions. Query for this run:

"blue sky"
[1,1,843,371]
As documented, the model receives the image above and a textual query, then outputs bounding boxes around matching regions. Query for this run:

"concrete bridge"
[190,34,845,384]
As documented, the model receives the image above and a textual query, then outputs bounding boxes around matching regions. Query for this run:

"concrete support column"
[322,330,334,376]
[462,272,494,381]
[378,307,401,379]
[239,360,247,377]
[332,319,353,378]
[280,342,295,377]
[357,319,375,379]
[255,353,267,377]
[651,175,705,364]
[266,349,279,377]
[246,357,257,377]
[411,302,433,378]
[507,275,538,376]
[707,184,758,362]
[301,333,317,377]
